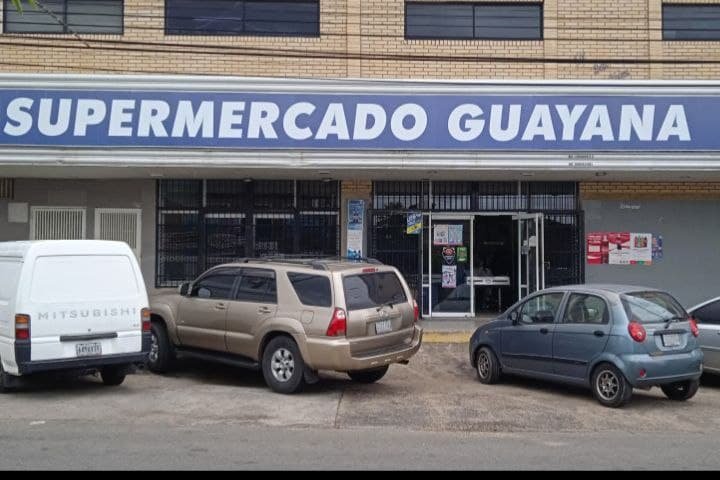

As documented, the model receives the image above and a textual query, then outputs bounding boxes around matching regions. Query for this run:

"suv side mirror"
[178,282,191,296]
[508,310,519,325]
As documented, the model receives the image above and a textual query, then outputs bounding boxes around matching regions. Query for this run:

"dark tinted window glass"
[236,268,277,303]
[192,269,238,299]
[4,0,123,34]
[406,2,542,40]
[343,272,407,311]
[692,300,720,325]
[621,291,687,324]
[563,294,609,325]
[663,5,720,40]
[166,0,319,36]
[288,272,332,307]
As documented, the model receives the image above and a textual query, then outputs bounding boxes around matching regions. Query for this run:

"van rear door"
[26,254,144,361]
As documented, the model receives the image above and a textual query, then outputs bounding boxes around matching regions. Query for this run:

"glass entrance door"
[515,213,545,300]
[428,215,473,317]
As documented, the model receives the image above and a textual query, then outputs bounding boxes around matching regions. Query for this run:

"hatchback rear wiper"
[664,315,686,328]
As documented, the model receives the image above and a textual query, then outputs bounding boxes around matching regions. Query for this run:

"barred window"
[663,4,720,40]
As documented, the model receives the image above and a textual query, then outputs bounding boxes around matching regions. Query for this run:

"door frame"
[514,213,545,301]
[427,213,475,318]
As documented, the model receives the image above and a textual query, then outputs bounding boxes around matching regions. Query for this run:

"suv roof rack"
[231,255,384,270]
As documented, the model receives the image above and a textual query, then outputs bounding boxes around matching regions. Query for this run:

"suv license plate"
[375,319,393,335]
[662,333,681,347]
[76,342,102,357]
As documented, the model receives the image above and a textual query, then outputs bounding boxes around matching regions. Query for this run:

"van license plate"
[76,342,102,357]
[662,334,681,347]
[375,319,393,335]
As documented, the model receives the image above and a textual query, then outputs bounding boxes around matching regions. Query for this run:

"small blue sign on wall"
[407,212,422,235]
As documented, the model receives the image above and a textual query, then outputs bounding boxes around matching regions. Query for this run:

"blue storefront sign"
[0,89,717,150]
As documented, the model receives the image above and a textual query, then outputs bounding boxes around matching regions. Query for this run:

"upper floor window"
[663,4,720,40]
[4,0,123,34]
[405,1,542,40]
[165,0,319,36]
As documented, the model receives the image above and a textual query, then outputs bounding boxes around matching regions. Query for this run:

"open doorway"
[473,215,515,314]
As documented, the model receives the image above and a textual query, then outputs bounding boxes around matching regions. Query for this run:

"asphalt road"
[1,343,719,469]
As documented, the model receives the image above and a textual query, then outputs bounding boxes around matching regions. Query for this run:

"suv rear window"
[287,272,332,307]
[342,271,407,311]
[621,291,687,324]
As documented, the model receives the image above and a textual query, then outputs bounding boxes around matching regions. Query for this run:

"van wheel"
[347,365,389,384]
[0,363,10,394]
[262,336,305,394]
[148,322,175,374]
[661,379,700,401]
[100,366,126,386]
[591,363,633,408]
[475,347,501,384]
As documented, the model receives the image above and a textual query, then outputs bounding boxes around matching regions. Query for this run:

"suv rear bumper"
[303,325,423,372]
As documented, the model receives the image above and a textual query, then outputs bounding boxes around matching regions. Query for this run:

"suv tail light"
[628,321,647,343]
[141,308,151,332]
[689,317,699,337]
[15,314,30,340]
[326,308,347,337]
[412,299,419,323]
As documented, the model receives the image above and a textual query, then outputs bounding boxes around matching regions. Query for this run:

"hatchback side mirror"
[178,282,191,296]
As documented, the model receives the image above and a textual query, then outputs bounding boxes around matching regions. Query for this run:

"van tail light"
[141,308,151,332]
[689,317,699,337]
[628,321,647,343]
[326,308,347,337]
[412,299,419,323]
[15,314,30,340]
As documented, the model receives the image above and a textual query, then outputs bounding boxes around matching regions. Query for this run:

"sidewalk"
[419,316,496,343]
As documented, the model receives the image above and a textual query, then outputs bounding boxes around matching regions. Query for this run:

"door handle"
[214,302,227,311]
[258,307,272,314]
[593,330,605,337]
[539,328,549,335]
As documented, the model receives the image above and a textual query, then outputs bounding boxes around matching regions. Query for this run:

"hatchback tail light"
[141,308,151,332]
[412,299,419,323]
[326,308,347,337]
[15,314,30,340]
[689,317,699,337]
[628,321,647,343]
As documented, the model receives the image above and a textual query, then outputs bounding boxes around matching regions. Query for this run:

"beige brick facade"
[1,0,720,79]
[580,181,720,199]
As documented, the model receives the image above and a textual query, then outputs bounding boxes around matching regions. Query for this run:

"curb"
[422,331,473,344]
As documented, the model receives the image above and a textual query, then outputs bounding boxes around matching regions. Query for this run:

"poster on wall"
[586,232,654,265]
[442,246,456,265]
[448,224,463,245]
[406,212,422,235]
[347,199,365,259]
[442,265,457,288]
[652,235,663,260]
[457,246,468,263]
[433,224,449,245]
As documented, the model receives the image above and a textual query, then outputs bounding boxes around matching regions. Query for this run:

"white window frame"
[94,208,142,258]
[30,206,87,240]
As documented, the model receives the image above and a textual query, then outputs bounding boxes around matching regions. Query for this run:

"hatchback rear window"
[621,291,687,324]
[287,272,332,307]
[342,272,407,311]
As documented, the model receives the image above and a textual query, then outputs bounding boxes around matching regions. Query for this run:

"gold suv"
[148,258,423,393]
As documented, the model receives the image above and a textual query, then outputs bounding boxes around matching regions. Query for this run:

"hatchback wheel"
[262,336,305,394]
[661,379,699,401]
[591,363,633,408]
[475,347,501,384]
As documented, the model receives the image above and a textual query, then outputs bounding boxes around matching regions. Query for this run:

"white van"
[0,240,150,391]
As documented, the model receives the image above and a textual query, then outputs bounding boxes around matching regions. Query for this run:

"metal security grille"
[94,208,142,258]
[0,179,13,199]
[156,179,340,287]
[30,206,86,240]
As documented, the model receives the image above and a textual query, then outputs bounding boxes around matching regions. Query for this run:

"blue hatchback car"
[469,285,704,407]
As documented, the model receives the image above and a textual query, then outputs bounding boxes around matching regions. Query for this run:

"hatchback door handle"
[539,328,549,335]
[593,330,605,337]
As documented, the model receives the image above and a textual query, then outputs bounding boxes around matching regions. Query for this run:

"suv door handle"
[539,328,549,335]
[593,330,605,337]
[214,302,227,311]
[258,306,272,314]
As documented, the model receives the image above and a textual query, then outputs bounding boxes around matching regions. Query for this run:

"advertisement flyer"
[406,212,422,235]
[442,265,457,289]
[433,224,449,245]
[587,232,654,265]
[448,224,463,245]
[347,199,365,259]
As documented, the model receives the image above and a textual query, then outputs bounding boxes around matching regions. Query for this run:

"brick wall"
[580,182,720,199]
[1,0,719,79]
